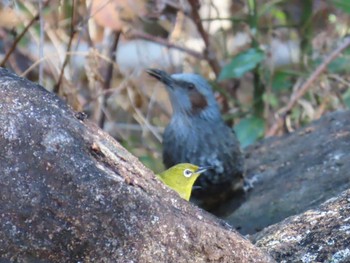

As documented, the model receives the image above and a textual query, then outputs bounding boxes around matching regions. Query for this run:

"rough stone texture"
[223,110,350,234]
[0,68,274,262]
[252,189,350,263]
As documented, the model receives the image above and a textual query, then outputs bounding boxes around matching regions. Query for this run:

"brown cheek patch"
[189,90,208,114]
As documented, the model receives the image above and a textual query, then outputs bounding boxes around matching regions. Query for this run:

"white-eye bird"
[157,163,209,201]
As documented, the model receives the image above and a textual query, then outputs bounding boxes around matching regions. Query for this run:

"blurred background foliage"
[1,0,350,172]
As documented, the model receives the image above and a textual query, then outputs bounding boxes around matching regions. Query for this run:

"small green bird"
[157,163,209,201]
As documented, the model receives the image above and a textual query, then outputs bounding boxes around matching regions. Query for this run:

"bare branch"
[98,30,122,128]
[0,14,39,67]
[127,31,204,60]
[187,0,221,76]
[53,0,77,94]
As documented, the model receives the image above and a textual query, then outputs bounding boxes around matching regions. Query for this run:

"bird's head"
[157,163,210,201]
[162,163,208,183]
[147,69,221,120]
[159,163,211,191]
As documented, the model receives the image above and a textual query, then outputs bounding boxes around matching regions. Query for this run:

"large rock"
[0,68,273,262]
[224,110,350,234]
[252,188,350,262]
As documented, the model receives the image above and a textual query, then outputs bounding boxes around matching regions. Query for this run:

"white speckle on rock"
[301,252,317,263]
[330,248,350,263]
[266,240,280,247]
[339,225,350,232]
[3,119,19,141]
[95,194,105,205]
[42,129,73,152]
[9,224,18,236]
[170,198,178,206]
[31,196,40,205]
[243,173,262,191]
[281,234,303,243]
[151,215,159,225]
[343,216,350,222]
[327,238,335,246]
[326,211,338,216]
[332,152,344,161]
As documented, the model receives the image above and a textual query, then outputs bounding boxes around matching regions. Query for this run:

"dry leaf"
[91,0,147,31]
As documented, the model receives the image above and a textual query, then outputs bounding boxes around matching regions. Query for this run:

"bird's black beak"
[146,68,174,87]
[196,166,212,174]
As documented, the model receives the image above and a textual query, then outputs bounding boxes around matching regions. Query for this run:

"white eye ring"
[183,169,192,178]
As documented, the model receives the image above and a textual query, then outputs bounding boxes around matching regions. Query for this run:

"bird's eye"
[183,169,192,178]
[187,83,195,90]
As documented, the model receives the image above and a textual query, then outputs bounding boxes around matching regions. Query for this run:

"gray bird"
[147,69,244,209]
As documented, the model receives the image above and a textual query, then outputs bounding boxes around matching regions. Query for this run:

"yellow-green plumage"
[156,163,208,201]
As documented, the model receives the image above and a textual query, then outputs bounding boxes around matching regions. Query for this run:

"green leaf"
[260,1,287,23]
[272,71,293,91]
[328,56,350,73]
[234,116,265,148]
[290,107,301,121]
[342,88,350,108]
[332,0,350,13]
[263,93,279,108]
[218,48,265,81]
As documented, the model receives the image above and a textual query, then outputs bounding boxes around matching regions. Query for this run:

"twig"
[21,50,117,78]
[328,73,350,88]
[39,0,44,85]
[126,86,163,142]
[267,37,350,136]
[98,30,122,128]
[0,14,39,67]
[127,31,204,60]
[187,0,220,76]
[259,24,300,31]
[53,0,77,94]
[201,17,245,22]
[114,123,163,133]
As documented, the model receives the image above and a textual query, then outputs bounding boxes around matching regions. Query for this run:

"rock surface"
[0,68,273,262]
[224,110,350,234]
[252,189,350,262]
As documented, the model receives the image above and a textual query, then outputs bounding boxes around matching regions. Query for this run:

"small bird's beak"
[146,68,174,87]
[196,166,212,174]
